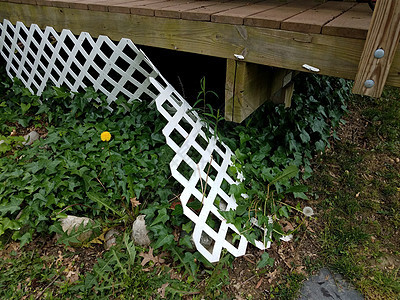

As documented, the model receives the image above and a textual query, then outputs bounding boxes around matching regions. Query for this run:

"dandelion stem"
[107,141,124,202]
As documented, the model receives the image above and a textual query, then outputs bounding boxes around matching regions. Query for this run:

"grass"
[309,88,400,299]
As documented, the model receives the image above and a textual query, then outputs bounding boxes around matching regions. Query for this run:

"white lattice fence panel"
[0,19,163,104]
[0,19,269,262]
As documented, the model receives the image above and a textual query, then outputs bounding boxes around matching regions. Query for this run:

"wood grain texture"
[352,0,400,97]
[1,2,400,88]
[322,3,371,39]
[181,0,251,21]
[244,0,322,29]
[225,60,271,122]
[107,0,166,14]
[130,0,185,16]
[282,1,356,34]
[212,0,292,25]
[155,1,218,19]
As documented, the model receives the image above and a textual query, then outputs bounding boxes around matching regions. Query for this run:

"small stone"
[131,215,151,247]
[396,158,400,163]
[104,228,120,250]
[23,131,40,146]
[200,231,213,249]
[59,215,95,246]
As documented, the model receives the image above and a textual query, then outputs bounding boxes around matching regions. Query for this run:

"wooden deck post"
[225,60,295,123]
[352,0,400,97]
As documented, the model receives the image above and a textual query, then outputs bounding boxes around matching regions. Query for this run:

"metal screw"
[364,79,375,88]
[374,48,385,59]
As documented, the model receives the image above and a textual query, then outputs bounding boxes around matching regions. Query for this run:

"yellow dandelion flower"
[101,131,111,142]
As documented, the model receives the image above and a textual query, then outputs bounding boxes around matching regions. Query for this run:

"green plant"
[192,76,223,140]
[0,134,24,155]
[0,80,177,246]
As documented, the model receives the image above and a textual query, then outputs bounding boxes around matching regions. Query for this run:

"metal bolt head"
[374,48,385,59]
[364,79,375,88]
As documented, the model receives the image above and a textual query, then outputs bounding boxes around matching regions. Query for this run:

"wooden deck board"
[155,0,221,19]
[282,1,356,34]
[323,3,371,39]
[107,0,164,14]
[2,0,373,39]
[130,0,195,17]
[244,0,322,29]
[181,0,259,22]
[211,0,292,25]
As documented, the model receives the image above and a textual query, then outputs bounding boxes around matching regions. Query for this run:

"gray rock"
[23,131,40,146]
[298,268,364,300]
[59,215,95,245]
[104,228,120,250]
[200,231,213,249]
[131,215,151,246]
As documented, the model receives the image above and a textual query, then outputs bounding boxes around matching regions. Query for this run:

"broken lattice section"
[0,19,268,262]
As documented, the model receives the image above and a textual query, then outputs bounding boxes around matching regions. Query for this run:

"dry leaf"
[139,247,165,267]
[140,248,157,266]
[255,278,263,289]
[131,197,141,208]
[269,269,278,283]
[243,255,255,264]
[295,266,307,276]
[157,282,169,298]
[66,270,80,283]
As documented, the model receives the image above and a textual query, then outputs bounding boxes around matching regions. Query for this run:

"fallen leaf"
[243,255,255,264]
[255,278,263,289]
[66,270,80,283]
[140,248,156,266]
[157,282,169,298]
[131,197,141,208]
[139,247,165,267]
[295,266,307,276]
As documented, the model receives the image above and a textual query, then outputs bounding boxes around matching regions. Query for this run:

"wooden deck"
[1,0,400,122]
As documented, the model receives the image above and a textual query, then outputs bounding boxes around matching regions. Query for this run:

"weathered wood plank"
[131,0,184,16]
[322,3,371,39]
[225,59,271,122]
[1,2,400,88]
[225,62,295,122]
[212,0,292,25]
[282,1,356,34]
[352,0,400,97]
[181,0,253,22]
[108,0,167,14]
[244,0,322,29]
[155,0,219,19]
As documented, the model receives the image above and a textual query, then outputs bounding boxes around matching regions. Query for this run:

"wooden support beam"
[352,0,400,97]
[225,60,269,123]
[225,60,295,123]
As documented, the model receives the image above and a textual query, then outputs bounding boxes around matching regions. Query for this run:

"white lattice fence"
[0,19,269,262]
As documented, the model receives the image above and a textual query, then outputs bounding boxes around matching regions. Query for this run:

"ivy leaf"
[278,206,289,218]
[285,185,308,194]
[300,129,310,143]
[270,165,298,186]
[257,252,274,269]
[182,221,193,234]
[153,234,174,249]
[20,103,31,115]
[179,234,193,249]
[87,191,121,217]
